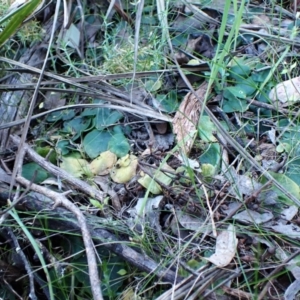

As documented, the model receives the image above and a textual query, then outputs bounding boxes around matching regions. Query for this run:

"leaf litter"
[2,0,300,299]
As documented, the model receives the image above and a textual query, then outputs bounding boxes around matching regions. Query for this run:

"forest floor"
[1,0,300,299]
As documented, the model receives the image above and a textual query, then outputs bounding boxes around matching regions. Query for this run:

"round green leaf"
[156,91,179,113]
[229,64,251,81]
[94,108,123,130]
[235,77,257,96]
[46,109,75,122]
[60,155,90,178]
[199,143,221,166]
[198,115,217,142]
[22,162,49,183]
[222,98,248,113]
[83,129,111,158]
[224,86,247,99]
[56,140,71,156]
[145,79,162,92]
[276,143,292,153]
[63,117,91,133]
[108,133,130,157]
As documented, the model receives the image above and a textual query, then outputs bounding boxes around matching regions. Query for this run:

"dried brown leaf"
[172,82,209,154]
[269,76,300,106]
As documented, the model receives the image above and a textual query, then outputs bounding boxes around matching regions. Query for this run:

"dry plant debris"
[1,0,300,299]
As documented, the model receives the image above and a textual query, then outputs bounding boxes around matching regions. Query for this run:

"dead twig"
[16,176,104,300]
[9,0,61,196]
[6,228,37,300]
[0,188,182,284]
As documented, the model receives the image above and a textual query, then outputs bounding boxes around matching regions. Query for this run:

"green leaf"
[47,109,76,122]
[108,133,130,157]
[201,163,215,180]
[138,174,162,194]
[145,79,162,92]
[198,115,217,142]
[110,155,138,183]
[22,162,49,183]
[73,254,90,286]
[222,98,248,113]
[224,86,247,99]
[56,140,71,156]
[117,269,127,276]
[229,64,251,81]
[285,159,300,186]
[156,91,179,113]
[35,146,57,165]
[261,171,300,205]
[63,117,90,133]
[199,143,221,166]
[59,23,80,49]
[0,0,43,47]
[94,108,123,130]
[101,255,126,297]
[252,68,271,82]
[276,143,292,153]
[89,199,103,209]
[63,117,91,140]
[46,111,64,122]
[83,129,111,158]
[236,76,257,95]
[81,108,98,117]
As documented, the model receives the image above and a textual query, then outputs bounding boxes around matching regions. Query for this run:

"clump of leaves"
[47,104,131,159]
[16,20,44,45]
[0,0,44,48]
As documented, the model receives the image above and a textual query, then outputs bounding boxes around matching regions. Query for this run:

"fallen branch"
[0,187,181,284]
[16,176,104,300]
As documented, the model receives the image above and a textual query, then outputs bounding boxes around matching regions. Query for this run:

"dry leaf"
[60,156,90,178]
[110,154,138,183]
[173,82,210,154]
[89,151,117,175]
[269,76,300,106]
[233,209,273,224]
[207,224,237,267]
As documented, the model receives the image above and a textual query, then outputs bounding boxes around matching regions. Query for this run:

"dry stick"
[0,56,164,110]
[16,176,104,300]
[10,135,104,202]
[0,102,171,131]
[0,65,208,84]
[8,1,61,196]
[257,249,300,300]
[6,228,37,300]
[245,98,299,115]
[0,189,181,284]
[195,175,217,237]
[221,286,252,300]
[0,176,32,216]
[131,0,144,102]
[3,279,22,300]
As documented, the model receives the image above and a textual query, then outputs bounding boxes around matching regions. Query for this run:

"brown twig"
[6,228,37,300]
[9,0,61,197]
[16,176,104,300]
[0,188,181,284]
